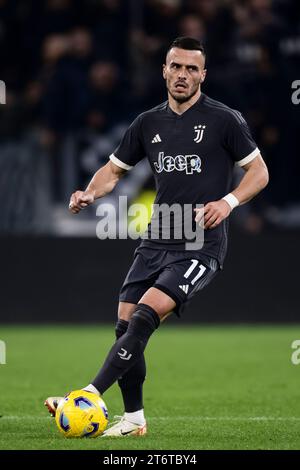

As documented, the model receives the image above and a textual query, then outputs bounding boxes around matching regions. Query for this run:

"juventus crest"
[193,124,206,143]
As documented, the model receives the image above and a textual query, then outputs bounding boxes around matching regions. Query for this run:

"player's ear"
[162,64,167,80]
[201,69,207,83]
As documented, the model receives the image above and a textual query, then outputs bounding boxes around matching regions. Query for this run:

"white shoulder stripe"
[235,110,245,124]
[235,147,260,167]
[109,154,133,171]
[204,99,245,124]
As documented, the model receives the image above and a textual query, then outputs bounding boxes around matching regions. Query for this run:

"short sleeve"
[224,111,260,167]
[109,115,145,170]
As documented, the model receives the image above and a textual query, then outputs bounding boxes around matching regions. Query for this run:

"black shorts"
[119,246,219,316]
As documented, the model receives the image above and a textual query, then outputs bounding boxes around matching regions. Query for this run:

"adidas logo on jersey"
[179,284,189,294]
[152,134,162,143]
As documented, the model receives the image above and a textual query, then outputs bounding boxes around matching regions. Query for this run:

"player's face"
[163,48,206,103]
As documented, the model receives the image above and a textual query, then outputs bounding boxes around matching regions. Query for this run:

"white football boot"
[44,396,63,417]
[102,415,147,437]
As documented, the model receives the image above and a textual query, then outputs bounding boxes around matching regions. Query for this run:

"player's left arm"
[196,153,269,229]
[230,153,269,206]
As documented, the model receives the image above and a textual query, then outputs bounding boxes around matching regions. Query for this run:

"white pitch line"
[1,416,300,422]
[0,416,51,420]
[148,416,300,422]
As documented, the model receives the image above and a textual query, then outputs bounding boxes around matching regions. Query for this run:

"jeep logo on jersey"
[154,152,201,174]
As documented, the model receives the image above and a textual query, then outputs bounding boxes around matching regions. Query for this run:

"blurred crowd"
[0,0,300,231]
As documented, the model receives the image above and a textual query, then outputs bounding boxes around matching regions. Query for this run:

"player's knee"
[118,302,137,322]
[115,319,129,339]
[139,287,176,318]
[127,303,160,342]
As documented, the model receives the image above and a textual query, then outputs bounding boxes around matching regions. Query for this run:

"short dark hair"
[166,37,205,58]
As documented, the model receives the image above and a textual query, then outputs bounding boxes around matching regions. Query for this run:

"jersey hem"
[139,240,222,268]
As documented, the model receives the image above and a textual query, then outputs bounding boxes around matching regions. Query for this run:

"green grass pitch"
[1,324,300,450]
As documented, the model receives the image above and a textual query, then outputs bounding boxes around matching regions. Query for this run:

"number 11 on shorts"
[184,260,206,285]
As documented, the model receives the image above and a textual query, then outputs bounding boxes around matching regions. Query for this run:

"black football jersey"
[110,93,260,266]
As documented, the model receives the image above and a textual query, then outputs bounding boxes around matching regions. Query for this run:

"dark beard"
[168,85,199,104]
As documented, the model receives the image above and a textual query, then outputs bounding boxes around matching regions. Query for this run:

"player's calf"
[91,303,160,394]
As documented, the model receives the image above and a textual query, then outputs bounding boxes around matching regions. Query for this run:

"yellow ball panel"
[55,390,108,438]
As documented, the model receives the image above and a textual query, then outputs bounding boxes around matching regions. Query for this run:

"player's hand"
[68,190,95,214]
[194,199,232,229]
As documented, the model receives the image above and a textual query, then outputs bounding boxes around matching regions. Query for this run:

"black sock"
[92,304,160,395]
[115,319,146,413]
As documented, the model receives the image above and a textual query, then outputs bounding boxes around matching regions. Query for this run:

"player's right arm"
[69,114,145,214]
[69,161,126,214]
